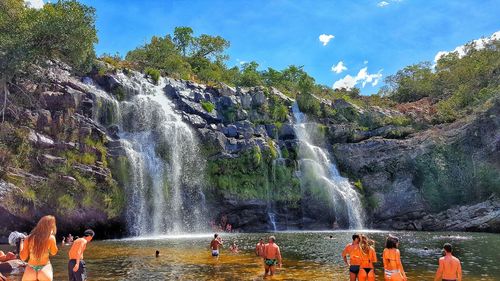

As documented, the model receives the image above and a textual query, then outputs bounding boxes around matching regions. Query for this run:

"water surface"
[2,231,498,280]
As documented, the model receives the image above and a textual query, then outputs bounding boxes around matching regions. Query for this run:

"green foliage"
[57,194,76,212]
[353,179,363,191]
[0,0,97,79]
[201,101,215,113]
[381,62,435,103]
[237,62,262,87]
[297,93,320,116]
[206,148,301,203]
[414,144,498,211]
[144,67,161,84]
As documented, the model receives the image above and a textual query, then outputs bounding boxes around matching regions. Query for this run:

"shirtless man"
[255,238,265,257]
[210,233,223,257]
[263,236,282,277]
[434,243,462,281]
[68,229,95,281]
[342,234,362,281]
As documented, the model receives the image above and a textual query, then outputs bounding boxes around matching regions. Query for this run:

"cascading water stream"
[86,72,207,236]
[292,102,364,229]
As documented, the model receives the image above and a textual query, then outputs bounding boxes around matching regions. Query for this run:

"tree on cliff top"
[0,0,97,121]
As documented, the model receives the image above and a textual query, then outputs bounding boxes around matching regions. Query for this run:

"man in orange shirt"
[342,234,362,281]
[434,243,462,281]
[263,235,282,277]
[68,229,94,281]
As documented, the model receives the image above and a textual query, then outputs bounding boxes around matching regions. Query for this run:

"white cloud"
[24,0,44,9]
[333,67,383,90]
[331,61,347,74]
[363,60,368,64]
[434,30,500,63]
[377,1,389,7]
[319,34,335,46]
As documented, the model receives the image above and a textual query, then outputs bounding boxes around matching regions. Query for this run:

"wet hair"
[385,235,399,249]
[352,234,360,241]
[214,233,218,238]
[269,235,276,242]
[443,243,452,253]
[84,229,95,237]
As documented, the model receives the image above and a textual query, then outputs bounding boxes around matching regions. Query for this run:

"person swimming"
[263,235,282,277]
[342,234,362,281]
[383,235,407,281]
[434,243,462,281]
[210,233,223,257]
[358,234,377,281]
[155,250,160,258]
[19,215,58,281]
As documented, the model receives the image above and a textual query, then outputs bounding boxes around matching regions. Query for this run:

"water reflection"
[2,231,498,280]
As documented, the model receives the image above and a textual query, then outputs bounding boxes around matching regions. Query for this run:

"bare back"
[440,256,462,280]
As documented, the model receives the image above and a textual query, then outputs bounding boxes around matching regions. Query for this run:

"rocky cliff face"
[0,62,498,239]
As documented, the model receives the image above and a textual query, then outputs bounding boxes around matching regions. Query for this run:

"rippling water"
[2,231,499,280]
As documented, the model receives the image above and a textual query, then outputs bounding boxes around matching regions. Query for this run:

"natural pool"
[2,231,499,280]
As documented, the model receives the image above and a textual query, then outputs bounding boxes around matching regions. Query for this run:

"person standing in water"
[342,234,362,281]
[434,243,462,281]
[255,238,266,257]
[19,215,58,281]
[263,236,282,277]
[358,235,377,281]
[68,229,95,281]
[383,235,407,281]
[210,233,223,257]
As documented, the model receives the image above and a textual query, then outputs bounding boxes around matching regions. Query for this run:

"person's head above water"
[443,243,453,253]
[385,234,399,249]
[155,250,160,257]
[269,236,276,243]
[352,234,360,243]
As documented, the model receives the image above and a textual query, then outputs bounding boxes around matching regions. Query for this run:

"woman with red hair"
[20,215,58,281]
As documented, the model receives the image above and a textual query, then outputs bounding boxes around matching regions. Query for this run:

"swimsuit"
[211,250,219,257]
[363,268,372,274]
[350,265,360,274]
[265,259,277,266]
[442,280,457,281]
[29,264,46,272]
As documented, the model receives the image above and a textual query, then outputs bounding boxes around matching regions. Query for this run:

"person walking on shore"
[342,234,362,281]
[19,215,58,281]
[383,235,407,281]
[434,243,462,281]
[263,236,282,278]
[68,229,95,281]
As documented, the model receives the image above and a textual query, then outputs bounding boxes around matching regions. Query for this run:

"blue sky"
[73,0,500,95]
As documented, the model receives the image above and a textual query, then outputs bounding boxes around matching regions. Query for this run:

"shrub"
[144,67,161,85]
[201,101,215,113]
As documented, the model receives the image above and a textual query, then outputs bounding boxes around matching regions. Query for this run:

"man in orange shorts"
[434,243,462,281]
[342,234,362,281]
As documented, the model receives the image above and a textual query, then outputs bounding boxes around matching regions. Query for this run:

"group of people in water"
[342,233,462,281]
[0,215,95,281]
[210,234,283,277]
[208,232,462,280]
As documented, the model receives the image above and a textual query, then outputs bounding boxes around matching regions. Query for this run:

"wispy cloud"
[319,34,335,46]
[377,0,402,8]
[377,1,389,7]
[333,67,383,90]
[24,0,44,9]
[434,30,500,62]
[331,61,347,74]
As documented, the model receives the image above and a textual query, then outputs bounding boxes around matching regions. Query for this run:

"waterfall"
[87,72,207,236]
[292,102,363,229]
